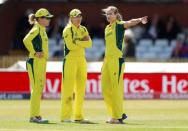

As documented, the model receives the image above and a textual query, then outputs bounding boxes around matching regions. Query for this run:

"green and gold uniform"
[101,20,126,119]
[23,22,48,118]
[61,23,92,121]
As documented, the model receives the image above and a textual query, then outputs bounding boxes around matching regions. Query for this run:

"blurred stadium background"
[0,0,188,130]
[0,0,188,66]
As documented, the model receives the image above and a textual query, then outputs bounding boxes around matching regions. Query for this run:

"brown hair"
[28,13,36,25]
[102,6,122,21]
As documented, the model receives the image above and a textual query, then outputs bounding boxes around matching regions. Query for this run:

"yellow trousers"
[61,57,87,121]
[101,57,125,119]
[26,57,47,117]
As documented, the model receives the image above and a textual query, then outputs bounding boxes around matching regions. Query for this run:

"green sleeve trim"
[115,23,125,51]
[32,28,42,52]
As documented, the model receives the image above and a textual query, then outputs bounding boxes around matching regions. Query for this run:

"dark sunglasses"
[41,16,51,20]
[75,14,82,18]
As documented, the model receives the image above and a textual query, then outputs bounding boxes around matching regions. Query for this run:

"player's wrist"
[138,18,142,23]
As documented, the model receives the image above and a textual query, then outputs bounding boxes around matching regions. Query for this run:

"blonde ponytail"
[68,18,71,25]
[102,6,123,21]
[28,13,36,25]
[117,13,122,21]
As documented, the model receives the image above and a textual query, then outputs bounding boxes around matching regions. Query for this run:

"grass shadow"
[29,122,57,125]
[74,121,99,124]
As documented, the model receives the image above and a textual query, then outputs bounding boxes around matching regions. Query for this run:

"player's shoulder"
[117,20,125,25]
[63,24,72,34]
[116,21,125,30]
[80,25,87,32]
[105,24,110,30]
[64,24,72,31]
[28,24,39,35]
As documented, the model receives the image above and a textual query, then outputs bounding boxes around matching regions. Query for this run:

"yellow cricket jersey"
[62,23,92,58]
[104,20,125,58]
[23,22,49,59]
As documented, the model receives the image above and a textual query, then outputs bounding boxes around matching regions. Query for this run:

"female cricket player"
[101,6,148,124]
[23,8,53,123]
[61,9,92,123]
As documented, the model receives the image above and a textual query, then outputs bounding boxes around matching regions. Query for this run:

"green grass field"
[0,100,188,131]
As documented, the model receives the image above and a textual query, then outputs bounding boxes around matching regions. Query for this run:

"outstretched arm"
[124,16,148,28]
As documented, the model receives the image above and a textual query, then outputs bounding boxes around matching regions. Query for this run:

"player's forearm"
[76,39,92,48]
[23,39,36,54]
[124,18,141,28]
[65,41,80,50]
[63,35,80,50]
[66,43,79,50]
